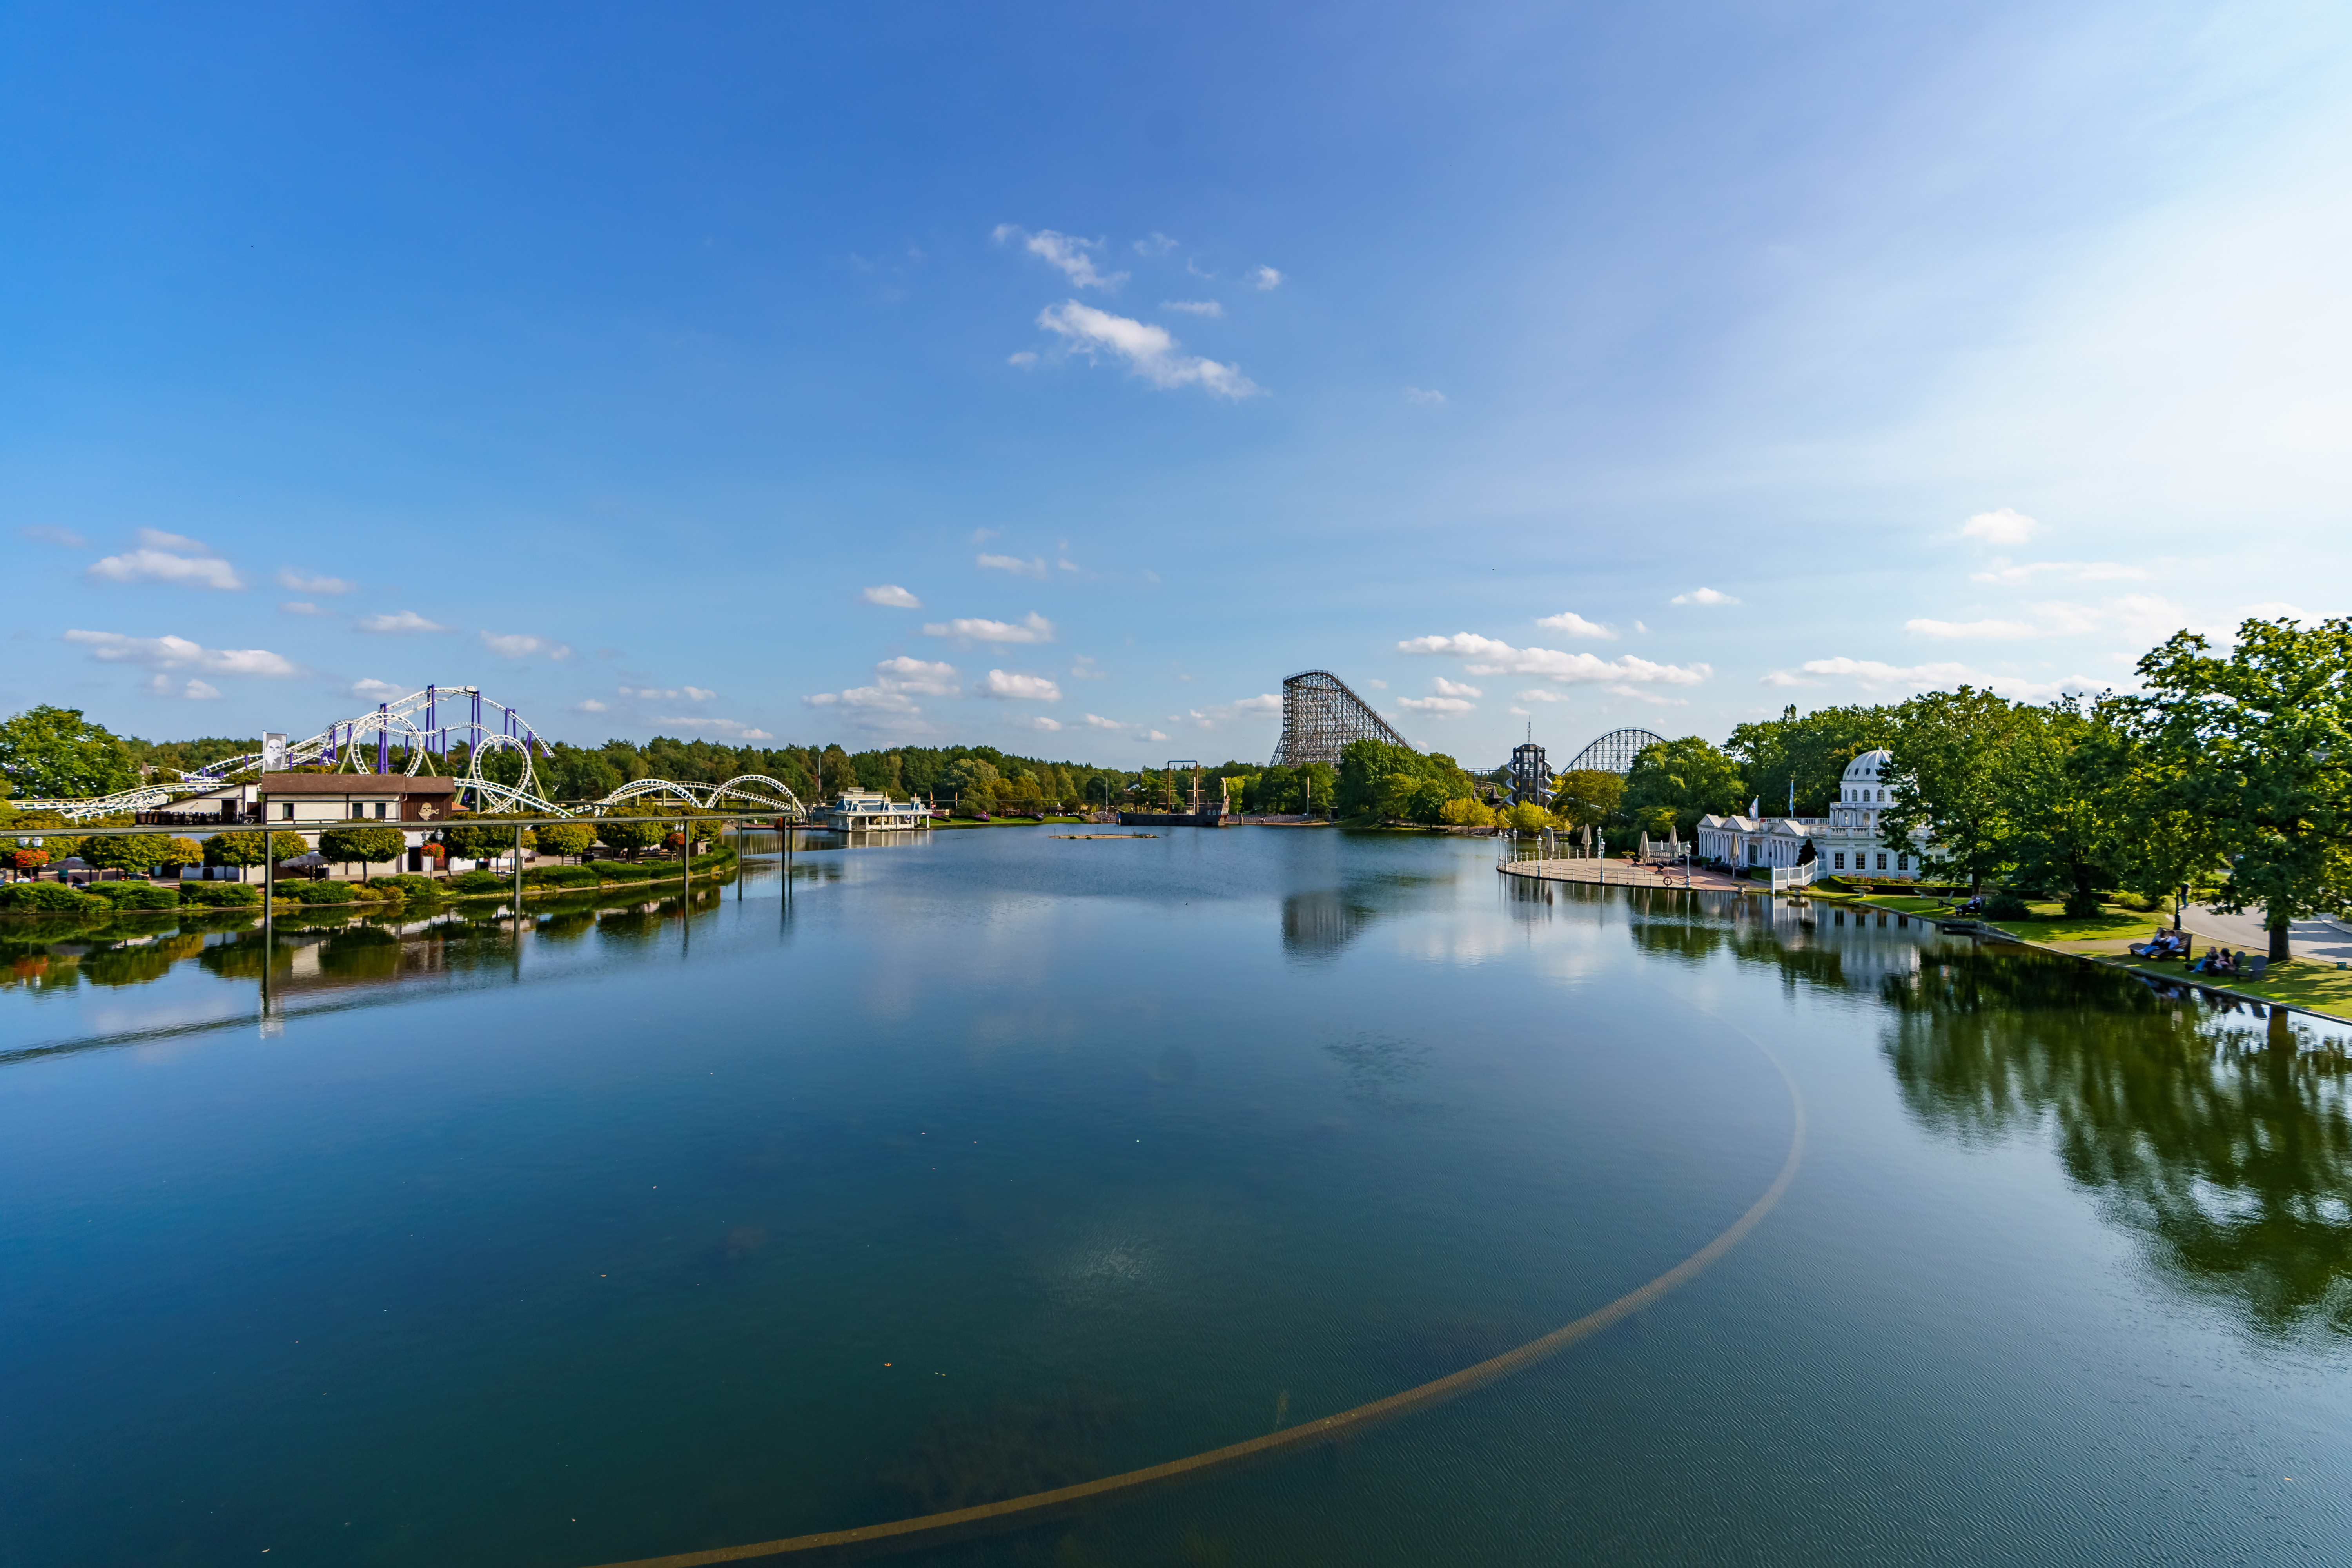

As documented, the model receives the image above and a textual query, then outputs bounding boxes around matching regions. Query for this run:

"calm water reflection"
[2,831,2348,1567]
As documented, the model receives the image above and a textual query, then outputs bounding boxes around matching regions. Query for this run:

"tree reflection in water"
[1882,949,2352,1337]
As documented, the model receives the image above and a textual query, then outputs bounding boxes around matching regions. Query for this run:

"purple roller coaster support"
[377,704,390,773]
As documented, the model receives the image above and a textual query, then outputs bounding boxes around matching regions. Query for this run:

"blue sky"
[4,2,2347,768]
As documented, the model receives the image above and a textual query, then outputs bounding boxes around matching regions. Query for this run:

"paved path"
[2171,904,2352,964]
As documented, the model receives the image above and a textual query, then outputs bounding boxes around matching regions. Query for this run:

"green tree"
[443,817,533,866]
[595,816,667,856]
[79,834,153,872]
[1550,769,1625,829]
[1726,703,1898,817]
[0,706,138,800]
[1879,688,2035,895]
[1995,700,2122,917]
[204,832,269,869]
[536,822,596,861]
[318,824,406,873]
[1335,741,1474,822]
[2116,617,2352,961]
[1622,737,1744,840]
[1439,796,1496,827]
[1503,801,1551,834]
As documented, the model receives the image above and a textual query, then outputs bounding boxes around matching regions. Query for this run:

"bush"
[286,880,357,905]
[82,881,180,909]
[596,861,655,881]
[180,882,262,907]
[0,881,109,912]
[1983,890,2033,920]
[525,865,600,888]
[448,869,508,893]
[367,873,444,901]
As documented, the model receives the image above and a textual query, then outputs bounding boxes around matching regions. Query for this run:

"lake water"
[4,829,2349,1567]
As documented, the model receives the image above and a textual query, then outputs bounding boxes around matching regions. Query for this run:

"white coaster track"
[10,685,806,823]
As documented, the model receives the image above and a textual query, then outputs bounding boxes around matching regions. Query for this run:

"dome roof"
[1842,748,1892,781]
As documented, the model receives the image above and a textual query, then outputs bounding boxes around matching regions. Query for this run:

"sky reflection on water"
[3,831,2349,1567]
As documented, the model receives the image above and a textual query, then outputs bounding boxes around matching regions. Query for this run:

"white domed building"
[1695,749,1935,882]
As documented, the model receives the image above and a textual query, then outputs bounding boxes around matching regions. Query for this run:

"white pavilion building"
[1694,749,1933,880]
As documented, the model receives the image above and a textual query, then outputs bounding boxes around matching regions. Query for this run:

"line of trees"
[1548,615,2350,962]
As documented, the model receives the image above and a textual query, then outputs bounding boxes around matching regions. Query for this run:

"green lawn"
[1985,904,2166,944]
[2091,953,2352,1020]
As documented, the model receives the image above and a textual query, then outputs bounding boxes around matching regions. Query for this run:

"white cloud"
[1905,618,2038,639]
[87,539,243,590]
[1669,587,1739,607]
[1534,610,1614,639]
[1134,232,1178,256]
[1508,706,1532,717]
[18,524,87,548]
[143,674,222,700]
[1960,507,2038,544]
[1007,351,1038,368]
[348,678,405,701]
[873,655,960,695]
[572,697,610,713]
[1515,688,1566,702]
[652,716,775,740]
[1144,729,1171,742]
[63,630,298,677]
[980,669,1063,702]
[1033,301,1259,397]
[1247,265,1283,290]
[1404,387,1446,406]
[1083,714,1128,729]
[1431,677,1483,698]
[1160,299,1223,316]
[1397,632,1710,686]
[977,553,1049,578]
[280,601,323,616]
[1398,695,1474,715]
[617,684,718,702]
[923,612,1055,645]
[2110,594,2200,643]
[862,584,923,608]
[1027,716,1064,731]
[1765,655,2101,703]
[1970,559,2146,584]
[1605,684,1688,706]
[1363,678,1387,689]
[1181,693,1283,729]
[802,688,920,713]
[276,568,354,595]
[356,609,449,634]
[992,225,1126,290]
[1069,656,1106,679]
[481,631,574,659]
[135,528,209,553]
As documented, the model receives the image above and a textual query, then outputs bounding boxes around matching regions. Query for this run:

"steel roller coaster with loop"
[9,685,809,822]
